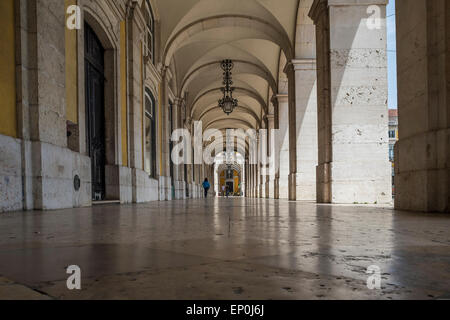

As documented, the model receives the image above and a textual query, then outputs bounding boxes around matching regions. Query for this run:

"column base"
[0,135,24,212]
[174,180,186,200]
[159,176,172,201]
[395,131,449,212]
[316,163,331,203]
[106,165,131,203]
[316,162,392,204]
[131,169,159,203]
[288,173,296,201]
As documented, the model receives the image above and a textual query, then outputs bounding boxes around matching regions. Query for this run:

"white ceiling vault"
[151,0,315,132]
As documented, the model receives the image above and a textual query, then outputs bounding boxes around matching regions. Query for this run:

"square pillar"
[287,59,318,201]
[394,0,450,212]
[277,94,290,199]
[310,0,392,204]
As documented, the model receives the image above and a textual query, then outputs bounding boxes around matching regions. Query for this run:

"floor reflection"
[0,199,448,299]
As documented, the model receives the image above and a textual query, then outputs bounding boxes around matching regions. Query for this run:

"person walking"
[202,178,210,198]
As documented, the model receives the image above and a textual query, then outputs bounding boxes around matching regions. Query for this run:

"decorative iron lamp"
[218,59,238,115]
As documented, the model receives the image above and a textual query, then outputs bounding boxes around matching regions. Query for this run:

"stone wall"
[0,0,181,212]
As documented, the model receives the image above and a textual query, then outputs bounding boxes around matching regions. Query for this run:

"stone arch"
[163,15,294,67]
[180,60,277,97]
[83,6,118,51]
[191,87,267,118]
[198,105,261,126]
[294,0,316,59]
[218,163,242,175]
[146,0,161,22]
[204,118,255,132]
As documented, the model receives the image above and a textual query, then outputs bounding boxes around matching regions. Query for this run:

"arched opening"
[214,152,245,197]
[84,23,106,201]
[144,88,157,178]
[83,9,118,202]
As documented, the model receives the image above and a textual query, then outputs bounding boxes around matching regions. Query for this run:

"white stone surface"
[394,0,449,212]
[311,0,392,204]
[0,135,23,212]
[132,169,159,203]
[278,97,290,200]
[33,142,91,210]
[293,60,318,201]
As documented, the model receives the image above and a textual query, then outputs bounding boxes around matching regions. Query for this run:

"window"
[389,144,395,161]
[145,88,157,177]
[144,0,155,64]
[389,130,396,139]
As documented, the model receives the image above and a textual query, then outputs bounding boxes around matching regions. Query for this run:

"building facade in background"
[389,110,398,195]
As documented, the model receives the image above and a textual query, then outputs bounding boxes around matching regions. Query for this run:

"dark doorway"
[184,164,189,198]
[85,23,106,201]
[226,182,234,195]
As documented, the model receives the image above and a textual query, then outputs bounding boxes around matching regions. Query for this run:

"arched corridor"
[0,0,448,300]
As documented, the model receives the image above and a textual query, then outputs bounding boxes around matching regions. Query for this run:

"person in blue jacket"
[202,178,210,198]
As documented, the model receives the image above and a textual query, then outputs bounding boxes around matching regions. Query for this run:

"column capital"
[185,116,193,127]
[274,94,288,103]
[160,65,169,78]
[270,95,279,107]
[284,59,317,74]
[328,0,387,6]
[126,0,139,19]
[173,97,184,106]
[309,0,388,23]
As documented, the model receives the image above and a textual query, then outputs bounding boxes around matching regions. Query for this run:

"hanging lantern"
[218,60,238,115]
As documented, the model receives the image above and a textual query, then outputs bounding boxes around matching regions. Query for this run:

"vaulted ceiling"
[153,0,302,132]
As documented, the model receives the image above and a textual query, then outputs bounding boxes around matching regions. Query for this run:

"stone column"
[264,112,276,199]
[255,164,258,198]
[14,0,91,210]
[248,164,251,198]
[172,97,186,199]
[395,0,449,212]
[290,59,318,201]
[244,159,250,198]
[272,97,280,199]
[128,6,148,204]
[248,164,252,197]
[284,64,297,201]
[185,118,193,198]
[309,0,392,204]
[277,94,290,199]
[250,164,254,198]
[159,67,171,200]
[267,113,275,198]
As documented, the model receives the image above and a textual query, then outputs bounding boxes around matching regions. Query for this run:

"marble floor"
[0,198,448,300]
